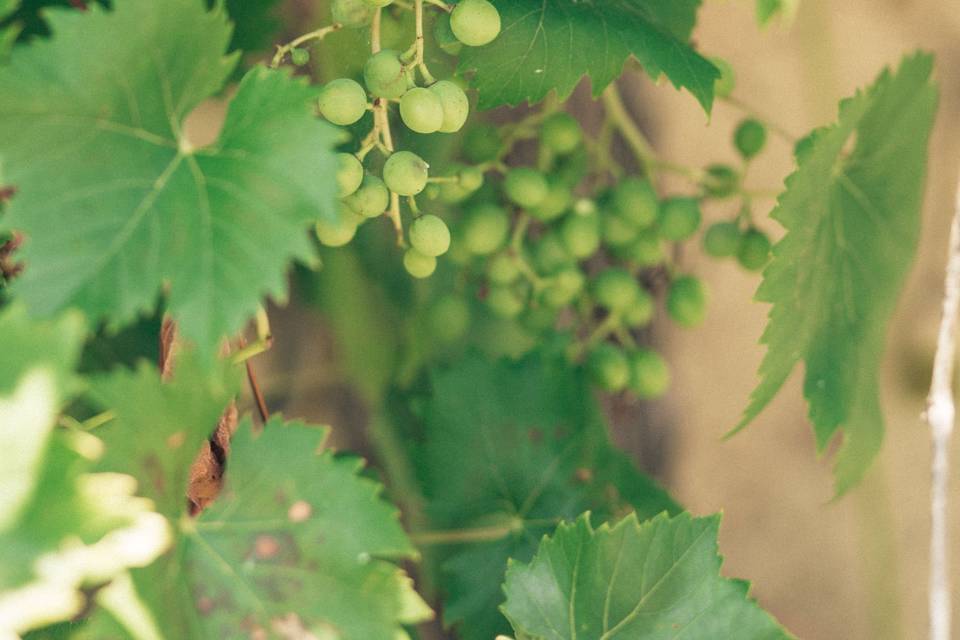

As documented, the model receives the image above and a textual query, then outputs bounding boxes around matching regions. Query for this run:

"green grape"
[316,205,361,247]
[363,49,408,99]
[343,173,389,218]
[446,236,472,266]
[429,80,470,133]
[541,112,582,155]
[666,275,707,327]
[317,79,367,126]
[409,214,451,257]
[612,177,658,227]
[617,230,664,267]
[400,87,444,134]
[529,180,572,222]
[591,268,640,313]
[487,252,521,285]
[450,0,501,47]
[553,146,590,187]
[531,231,573,275]
[737,228,772,271]
[434,13,463,56]
[336,153,364,198]
[522,305,557,333]
[702,164,740,199]
[540,267,584,308]
[427,295,470,343]
[587,344,630,392]
[486,285,525,319]
[459,166,484,191]
[602,212,639,248]
[793,133,816,163]
[703,221,741,258]
[573,198,597,217]
[290,48,310,66]
[623,289,654,328]
[404,248,437,278]
[658,197,702,241]
[710,56,736,99]
[438,164,483,204]
[463,123,502,163]
[734,119,767,159]
[332,0,373,27]
[504,167,549,208]
[560,212,600,259]
[461,203,510,255]
[628,348,670,399]
[383,151,429,195]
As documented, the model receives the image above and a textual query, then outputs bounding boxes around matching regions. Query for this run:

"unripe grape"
[409,214,451,257]
[383,151,429,195]
[404,248,437,278]
[587,344,630,392]
[623,289,654,328]
[666,275,707,327]
[316,205,362,247]
[573,198,598,217]
[434,13,463,56]
[486,285,525,319]
[628,348,670,399]
[400,87,444,134]
[658,197,702,241]
[318,79,367,126]
[429,80,470,133]
[703,221,741,258]
[504,167,549,208]
[734,119,767,159]
[612,177,658,227]
[487,252,521,285]
[591,268,640,313]
[702,164,740,199]
[710,56,736,99]
[541,267,584,308]
[427,295,470,343]
[459,166,484,192]
[438,165,483,204]
[463,123,502,163]
[602,212,639,248]
[450,0,501,47]
[617,231,664,267]
[336,153,364,198]
[363,50,408,99]
[332,0,373,27]
[522,305,557,333]
[541,112,582,155]
[560,212,600,259]
[461,203,510,255]
[343,173,389,218]
[529,180,572,222]
[737,228,772,271]
[290,48,310,66]
[531,231,573,275]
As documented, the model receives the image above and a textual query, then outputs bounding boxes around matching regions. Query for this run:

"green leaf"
[733,53,939,493]
[0,0,340,354]
[221,0,282,52]
[416,354,679,639]
[0,304,84,396]
[502,512,793,639]
[458,0,719,112]
[756,0,799,25]
[0,0,17,20]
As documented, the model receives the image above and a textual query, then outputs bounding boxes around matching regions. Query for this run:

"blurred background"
[197,1,960,638]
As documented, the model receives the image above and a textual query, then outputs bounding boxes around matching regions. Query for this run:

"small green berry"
[588,344,630,392]
[404,248,437,278]
[658,197,702,241]
[737,228,772,271]
[666,275,707,328]
[703,221,742,258]
[734,119,767,159]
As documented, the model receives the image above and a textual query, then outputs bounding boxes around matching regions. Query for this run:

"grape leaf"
[415,354,679,639]
[458,0,719,112]
[0,0,340,355]
[733,53,939,494]
[222,0,282,52]
[501,512,793,639]
[0,0,16,20]
[756,0,799,25]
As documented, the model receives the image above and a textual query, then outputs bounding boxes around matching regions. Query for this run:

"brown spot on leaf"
[288,500,311,523]
[166,431,185,449]
[196,596,215,615]
[574,467,593,483]
[254,535,280,560]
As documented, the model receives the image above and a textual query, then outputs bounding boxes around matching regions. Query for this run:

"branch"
[925,170,960,640]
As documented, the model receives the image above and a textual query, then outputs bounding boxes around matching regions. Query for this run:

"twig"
[270,23,343,68]
[238,336,270,424]
[924,170,960,640]
[601,84,656,177]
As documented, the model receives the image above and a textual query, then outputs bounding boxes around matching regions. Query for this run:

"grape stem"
[601,84,656,177]
[424,0,452,11]
[720,95,797,144]
[269,23,342,68]
[410,517,559,546]
[507,214,546,290]
[404,0,437,85]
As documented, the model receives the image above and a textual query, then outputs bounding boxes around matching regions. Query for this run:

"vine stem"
[925,170,960,640]
[370,8,404,244]
[601,84,656,177]
[269,23,342,68]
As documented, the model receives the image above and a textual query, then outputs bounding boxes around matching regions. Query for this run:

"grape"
[290,48,310,66]
[531,231,573,275]
[486,285,525,319]
[602,212,639,248]
[541,267,585,308]
[383,151,429,195]
[400,87,444,134]
[574,198,598,217]
[612,177,658,227]
[450,0,501,47]
[487,252,521,285]
[438,164,483,204]
[332,0,373,27]
[463,123,502,163]
[316,205,362,247]
[434,13,463,56]
[623,289,654,328]
[734,119,767,159]
[504,167,549,208]
[404,248,437,278]
[461,203,510,255]
[703,221,741,257]
[522,305,558,333]
[317,79,367,126]
[628,349,670,399]
[529,180,572,222]
[541,112,582,155]
[363,50,408,99]
[343,173,389,218]
[666,275,707,327]
[591,268,640,312]
[427,295,470,343]
[587,344,630,392]
[429,80,470,133]
[560,212,600,259]
[710,56,736,99]
[737,228,772,271]
[702,164,740,199]
[658,197,702,241]
[336,153,364,198]
[409,214,451,257]
[616,231,664,267]
[459,166,484,191]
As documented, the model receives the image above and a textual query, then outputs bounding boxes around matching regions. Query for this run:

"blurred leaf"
[221,0,282,52]
[734,53,939,493]
[502,512,793,639]
[757,0,799,25]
